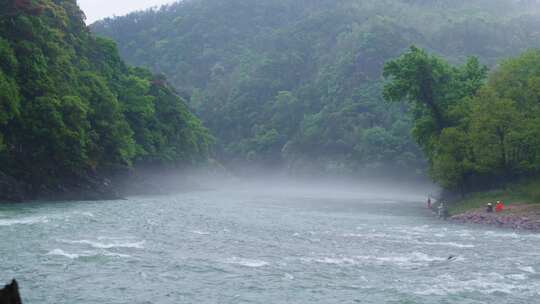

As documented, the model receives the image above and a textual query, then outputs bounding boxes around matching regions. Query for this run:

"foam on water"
[284,273,294,280]
[192,230,211,235]
[518,266,536,273]
[0,216,49,226]
[226,257,269,268]
[484,231,521,239]
[302,257,357,265]
[47,249,85,259]
[371,252,448,266]
[414,272,536,296]
[98,236,135,240]
[60,239,145,249]
[418,241,475,248]
[302,252,452,268]
[102,252,132,258]
[47,249,131,259]
[507,273,527,281]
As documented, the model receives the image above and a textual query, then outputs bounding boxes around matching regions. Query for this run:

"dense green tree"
[385,47,540,192]
[431,127,472,193]
[0,0,212,190]
[383,46,487,159]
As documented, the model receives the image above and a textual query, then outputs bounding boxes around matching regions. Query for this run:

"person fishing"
[496,201,505,212]
[438,202,449,220]
[427,197,432,209]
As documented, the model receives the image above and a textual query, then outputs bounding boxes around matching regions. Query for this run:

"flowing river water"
[1,182,539,303]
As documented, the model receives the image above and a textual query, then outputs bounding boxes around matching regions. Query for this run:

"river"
[1,181,539,303]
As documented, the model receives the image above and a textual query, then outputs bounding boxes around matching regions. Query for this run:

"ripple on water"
[415,241,475,248]
[47,249,131,259]
[301,257,357,265]
[414,272,537,297]
[301,252,455,268]
[283,273,294,280]
[59,239,145,249]
[191,230,211,235]
[518,266,536,273]
[0,216,49,226]
[225,257,269,268]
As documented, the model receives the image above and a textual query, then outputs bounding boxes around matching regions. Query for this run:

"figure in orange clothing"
[495,201,505,213]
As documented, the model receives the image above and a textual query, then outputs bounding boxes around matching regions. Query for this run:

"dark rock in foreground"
[0,280,22,304]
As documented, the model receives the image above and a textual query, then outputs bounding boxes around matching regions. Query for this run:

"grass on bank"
[448,178,540,215]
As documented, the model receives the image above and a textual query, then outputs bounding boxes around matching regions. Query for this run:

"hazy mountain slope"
[92,0,540,176]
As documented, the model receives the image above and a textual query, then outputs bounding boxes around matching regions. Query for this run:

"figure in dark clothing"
[486,202,493,213]
[438,202,449,220]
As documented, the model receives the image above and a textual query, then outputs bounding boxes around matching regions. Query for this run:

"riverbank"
[0,165,222,203]
[447,178,540,231]
[451,205,540,230]
[0,170,122,203]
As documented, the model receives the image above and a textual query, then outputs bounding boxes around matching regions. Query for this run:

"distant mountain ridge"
[92,0,540,176]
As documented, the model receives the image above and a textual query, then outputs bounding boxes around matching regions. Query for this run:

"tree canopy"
[384,48,540,193]
[0,0,212,188]
[93,0,540,176]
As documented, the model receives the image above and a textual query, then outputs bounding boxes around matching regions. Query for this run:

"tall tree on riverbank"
[383,48,540,192]
[382,46,487,161]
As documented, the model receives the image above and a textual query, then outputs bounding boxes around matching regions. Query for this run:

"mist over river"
[1,181,539,303]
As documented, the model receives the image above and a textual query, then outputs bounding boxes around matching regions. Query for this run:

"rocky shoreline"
[0,171,27,202]
[0,167,209,204]
[0,170,122,204]
[451,205,540,231]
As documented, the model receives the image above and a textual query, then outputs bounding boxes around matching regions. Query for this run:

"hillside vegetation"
[93,0,540,176]
[0,0,212,199]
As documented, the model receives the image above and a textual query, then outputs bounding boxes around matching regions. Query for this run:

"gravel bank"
[451,205,540,231]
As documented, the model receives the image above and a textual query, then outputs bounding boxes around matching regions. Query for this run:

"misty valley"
[1,0,540,303]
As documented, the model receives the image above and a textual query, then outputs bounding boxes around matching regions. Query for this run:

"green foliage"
[0,38,20,135]
[383,47,487,157]
[93,0,540,175]
[384,47,540,192]
[489,50,540,107]
[0,0,212,187]
[431,127,472,191]
[383,46,454,134]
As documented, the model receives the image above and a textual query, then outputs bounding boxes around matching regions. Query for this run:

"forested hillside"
[384,47,540,194]
[0,0,212,200]
[93,0,540,176]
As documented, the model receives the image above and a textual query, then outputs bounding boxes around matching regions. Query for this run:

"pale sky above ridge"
[77,0,176,24]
